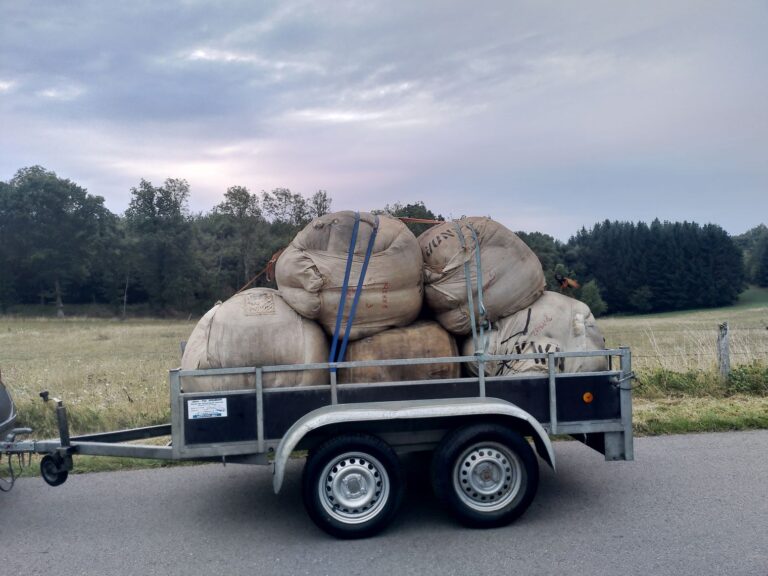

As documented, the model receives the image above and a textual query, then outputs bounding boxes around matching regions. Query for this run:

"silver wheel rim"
[318,451,390,525]
[453,441,523,512]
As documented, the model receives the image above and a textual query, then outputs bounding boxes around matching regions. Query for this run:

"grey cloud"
[1,0,766,239]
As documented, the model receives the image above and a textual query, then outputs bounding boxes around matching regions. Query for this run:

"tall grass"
[0,317,194,437]
[598,288,768,433]
[600,288,768,381]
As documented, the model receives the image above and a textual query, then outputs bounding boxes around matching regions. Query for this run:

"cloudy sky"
[1,0,766,239]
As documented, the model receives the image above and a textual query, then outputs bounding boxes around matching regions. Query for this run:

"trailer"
[2,348,634,538]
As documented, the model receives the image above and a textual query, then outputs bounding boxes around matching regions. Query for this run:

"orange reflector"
[583,392,594,404]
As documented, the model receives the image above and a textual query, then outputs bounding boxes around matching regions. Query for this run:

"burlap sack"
[338,321,460,384]
[180,288,329,391]
[419,217,545,335]
[275,211,423,341]
[462,291,608,376]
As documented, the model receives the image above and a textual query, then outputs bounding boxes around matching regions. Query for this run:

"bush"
[638,368,721,398]
[579,280,607,317]
[727,362,768,396]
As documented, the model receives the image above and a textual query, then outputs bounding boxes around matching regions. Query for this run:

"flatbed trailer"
[2,347,634,538]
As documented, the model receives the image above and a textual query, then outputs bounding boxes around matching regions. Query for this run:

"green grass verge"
[636,362,768,399]
[634,396,768,435]
[14,400,171,440]
[631,362,768,435]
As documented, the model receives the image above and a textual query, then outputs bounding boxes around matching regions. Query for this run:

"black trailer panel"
[178,371,623,446]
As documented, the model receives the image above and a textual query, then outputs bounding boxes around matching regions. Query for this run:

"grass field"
[1,288,767,475]
[0,317,192,438]
[601,286,768,374]
[600,286,768,435]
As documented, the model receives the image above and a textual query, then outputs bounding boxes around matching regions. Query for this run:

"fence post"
[717,322,730,381]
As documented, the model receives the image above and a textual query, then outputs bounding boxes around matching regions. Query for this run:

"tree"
[750,231,768,287]
[309,190,332,219]
[0,166,116,316]
[516,231,565,289]
[216,185,263,283]
[0,180,17,310]
[379,201,444,237]
[578,280,607,317]
[736,224,768,285]
[566,219,744,314]
[628,286,653,313]
[261,188,309,226]
[124,178,201,312]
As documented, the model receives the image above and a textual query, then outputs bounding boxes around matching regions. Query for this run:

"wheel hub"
[473,459,503,493]
[342,473,366,497]
[453,442,523,512]
[319,452,390,524]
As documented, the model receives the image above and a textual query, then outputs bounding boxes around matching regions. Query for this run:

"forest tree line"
[1,166,764,317]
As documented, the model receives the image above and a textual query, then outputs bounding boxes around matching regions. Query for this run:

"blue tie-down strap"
[328,211,361,366]
[336,214,380,365]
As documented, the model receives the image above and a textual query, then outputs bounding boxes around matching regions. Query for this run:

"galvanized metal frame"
[170,348,633,459]
[3,348,634,467]
[619,346,634,460]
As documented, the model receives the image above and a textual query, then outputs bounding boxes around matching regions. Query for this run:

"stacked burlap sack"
[418,217,546,334]
[461,291,609,376]
[275,211,423,340]
[180,211,608,391]
[417,216,606,376]
[180,288,329,391]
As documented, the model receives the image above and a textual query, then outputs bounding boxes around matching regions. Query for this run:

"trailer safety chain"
[0,452,30,493]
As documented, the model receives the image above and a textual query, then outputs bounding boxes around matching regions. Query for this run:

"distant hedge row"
[0,166,757,316]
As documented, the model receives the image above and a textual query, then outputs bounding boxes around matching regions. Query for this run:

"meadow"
[1,288,766,450]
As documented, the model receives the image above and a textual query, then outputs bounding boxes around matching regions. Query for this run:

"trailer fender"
[273,397,554,494]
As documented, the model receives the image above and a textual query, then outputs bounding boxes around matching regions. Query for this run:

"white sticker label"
[188,398,228,419]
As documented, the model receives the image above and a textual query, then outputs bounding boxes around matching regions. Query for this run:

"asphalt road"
[1,431,766,576]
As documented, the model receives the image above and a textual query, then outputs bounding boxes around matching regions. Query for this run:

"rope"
[234,248,285,295]
[397,217,445,225]
[265,248,285,283]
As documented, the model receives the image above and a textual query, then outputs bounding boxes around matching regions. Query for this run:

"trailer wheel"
[302,433,404,539]
[431,424,538,528]
[40,454,69,487]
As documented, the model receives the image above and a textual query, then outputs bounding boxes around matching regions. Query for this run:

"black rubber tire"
[40,454,69,487]
[431,424,538,528]
[302,433,405,539]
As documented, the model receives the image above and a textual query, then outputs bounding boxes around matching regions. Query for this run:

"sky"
[1,0,766,240]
